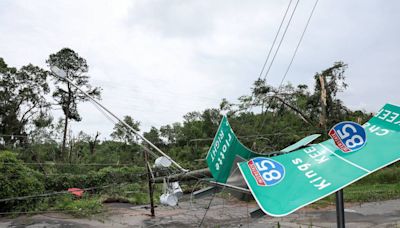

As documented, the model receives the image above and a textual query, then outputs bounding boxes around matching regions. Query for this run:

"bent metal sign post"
[207,103,400,217]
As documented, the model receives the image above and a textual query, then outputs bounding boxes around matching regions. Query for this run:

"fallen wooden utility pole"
[153,168,211,183]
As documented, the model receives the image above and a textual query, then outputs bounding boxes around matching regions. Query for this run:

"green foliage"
[47,48,101,159]
[45,166,145,191]
[51,195,103,217]
[0,151,44,212]
[0,58,50,147]
[0,54,394,218]
[110,116,141,144]
[143,127,163,147]
[90,141,142,165]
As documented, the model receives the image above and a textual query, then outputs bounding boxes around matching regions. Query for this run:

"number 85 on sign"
[247,157,285,186]
[329,121,367,153]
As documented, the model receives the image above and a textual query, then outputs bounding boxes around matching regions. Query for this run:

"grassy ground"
[10,164,400,217]
[311,164,400,208]
[311,183,400,208]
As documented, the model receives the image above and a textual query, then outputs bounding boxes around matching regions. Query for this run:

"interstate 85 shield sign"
[247,157,285,186]
[329,121,367,153]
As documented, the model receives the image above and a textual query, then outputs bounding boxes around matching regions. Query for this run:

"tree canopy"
[0,58,51,147]
[47,48,101,158]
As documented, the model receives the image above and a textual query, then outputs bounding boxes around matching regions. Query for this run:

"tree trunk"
[61,115,68,160]
[89,132,100,155]
[61,82,71,161]
[319,74,328,133]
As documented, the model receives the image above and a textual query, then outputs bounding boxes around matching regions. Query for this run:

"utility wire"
[0,209,99,216]
[258,1,319,130]
[0,162,146,166]
[258,0,294,79]
[188,130,314,142]
[278,0,319,90]
[262,0,300,81]
[88,99,161,161]
[0,182,129,203]
[258,0,319,133]
[197,165,242,227]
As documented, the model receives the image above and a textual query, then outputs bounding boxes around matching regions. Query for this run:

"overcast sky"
[1,0,399,138]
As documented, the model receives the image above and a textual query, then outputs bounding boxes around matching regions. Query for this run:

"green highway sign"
[206,117,322,183]
[206,116,259,183]
[237,103,400,216]
[206,103,400,217]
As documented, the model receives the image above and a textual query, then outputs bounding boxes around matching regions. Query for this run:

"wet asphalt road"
[0,197,399,227]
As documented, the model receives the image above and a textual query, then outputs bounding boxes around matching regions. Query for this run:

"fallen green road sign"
[207,103,400,217]
[206,116,259,183]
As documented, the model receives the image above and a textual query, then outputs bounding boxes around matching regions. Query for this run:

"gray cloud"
[1,0,399,138]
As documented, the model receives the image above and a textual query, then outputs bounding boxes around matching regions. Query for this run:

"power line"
[88,98,185,174]
[0,162,145,166]
[88,99,161,161]
[278,0,320,90]
[0,182,130,203]
[257,0,320,131]
[258,0,294,79]
[188,130,315,142]
[0,134,29,138]
[262,0,300,81]
[0,209,99,216]
[257,1,318,133]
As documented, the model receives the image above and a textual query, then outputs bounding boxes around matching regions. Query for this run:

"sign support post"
[335,189,345,228]
[144,150,155,217]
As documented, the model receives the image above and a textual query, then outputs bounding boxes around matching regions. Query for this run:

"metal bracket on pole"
[50,67,188,173]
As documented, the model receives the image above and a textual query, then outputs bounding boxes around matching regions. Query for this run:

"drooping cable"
[262,0,300,81]
[88,99,160,159]
[258,0,294,79]
[278,0,319,90]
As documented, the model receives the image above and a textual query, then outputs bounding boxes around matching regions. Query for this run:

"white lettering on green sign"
[209,122,234,171]
[303,146,329,164]
[292,157,331,190]
[375,108,400,125]
[363,123,390,136]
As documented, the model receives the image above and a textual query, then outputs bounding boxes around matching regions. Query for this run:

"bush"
[0,151,45,212]
[45,166,146,191]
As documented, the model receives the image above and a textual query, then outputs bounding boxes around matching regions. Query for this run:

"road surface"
[0,196,399,227]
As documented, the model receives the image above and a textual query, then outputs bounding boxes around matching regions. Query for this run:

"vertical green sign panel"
[206,116,258,183]
[238,103,400,216]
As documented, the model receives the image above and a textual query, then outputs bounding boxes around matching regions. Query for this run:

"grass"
[344,183,400,202]
[311,183,400,208]
[31,182,159,218]
[7,164,400,217]
[33,195,105,217]
[310,164,400,208]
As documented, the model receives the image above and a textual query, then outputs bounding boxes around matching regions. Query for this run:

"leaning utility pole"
[50,66,187,173]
